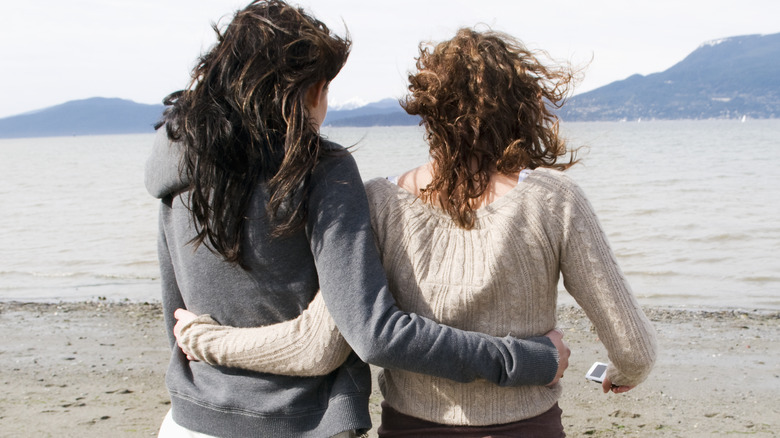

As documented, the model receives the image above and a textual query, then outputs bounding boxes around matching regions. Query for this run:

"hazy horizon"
[2,0,779,119]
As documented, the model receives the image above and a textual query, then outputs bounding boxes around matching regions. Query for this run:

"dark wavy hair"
[402,28,579,229]
[157,0,350,264]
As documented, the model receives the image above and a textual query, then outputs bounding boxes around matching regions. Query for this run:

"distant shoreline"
[2,300,779,320]
[2,117,779,139]
[2,117,778,139]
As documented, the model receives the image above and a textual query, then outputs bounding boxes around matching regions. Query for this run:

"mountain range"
[559,32,780,121]
[0,97,165,138]
[323,98,418,127]
[1,32,777,138]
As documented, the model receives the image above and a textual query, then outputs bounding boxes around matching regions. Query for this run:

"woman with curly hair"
[368,28,657,436]
[145,3,568,437]
[166,26,656,437]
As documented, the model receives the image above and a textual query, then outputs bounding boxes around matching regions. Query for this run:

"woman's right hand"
[602,376,634,394]
[544,328,570,386]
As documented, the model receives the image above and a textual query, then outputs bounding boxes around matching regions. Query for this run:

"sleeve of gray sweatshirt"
[307,148,559,386]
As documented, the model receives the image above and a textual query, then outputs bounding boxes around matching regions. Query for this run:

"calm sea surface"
[1,120,778,310]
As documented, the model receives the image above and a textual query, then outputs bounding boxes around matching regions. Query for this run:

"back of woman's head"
[403,28,578,229]
[160,0,350,264]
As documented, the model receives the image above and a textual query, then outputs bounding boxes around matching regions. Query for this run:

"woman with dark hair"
[146,3,567,437]
[169,27,657,437]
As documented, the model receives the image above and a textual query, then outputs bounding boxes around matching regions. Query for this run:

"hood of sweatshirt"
[145,127,189,199]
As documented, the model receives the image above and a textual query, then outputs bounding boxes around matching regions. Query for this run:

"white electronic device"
[585,362,608,383]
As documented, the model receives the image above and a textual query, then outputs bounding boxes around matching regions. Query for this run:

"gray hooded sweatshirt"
[145,128,558,438]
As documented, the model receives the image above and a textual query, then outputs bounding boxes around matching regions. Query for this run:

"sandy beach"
[1,301,778,437]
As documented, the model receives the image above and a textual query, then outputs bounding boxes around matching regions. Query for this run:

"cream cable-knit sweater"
[179,168,657,426]
[176,292,350,376]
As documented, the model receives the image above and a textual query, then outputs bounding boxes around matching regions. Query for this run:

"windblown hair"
[158,0,350,264]
[402,28,579,229]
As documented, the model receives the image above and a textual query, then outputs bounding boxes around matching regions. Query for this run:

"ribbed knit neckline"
[375,169,544,222]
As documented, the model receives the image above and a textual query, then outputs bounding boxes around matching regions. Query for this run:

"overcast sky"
[1,0,778,118]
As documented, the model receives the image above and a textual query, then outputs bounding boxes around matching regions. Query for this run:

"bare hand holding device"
[585,361,635,394]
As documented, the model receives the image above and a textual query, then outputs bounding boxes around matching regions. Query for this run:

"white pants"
[158,410,218,438]
[158,409,358,438]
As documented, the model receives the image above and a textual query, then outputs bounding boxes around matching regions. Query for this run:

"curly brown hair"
[158,0,350,264]
[402,28,579,229]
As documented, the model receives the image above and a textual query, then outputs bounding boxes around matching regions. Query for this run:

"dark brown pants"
[377,401,565,438]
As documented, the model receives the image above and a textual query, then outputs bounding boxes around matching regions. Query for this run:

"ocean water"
[1,120,778,310]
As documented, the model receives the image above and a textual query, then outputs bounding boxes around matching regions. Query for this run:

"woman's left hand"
[173,308,199,361]
[602,376,634,394]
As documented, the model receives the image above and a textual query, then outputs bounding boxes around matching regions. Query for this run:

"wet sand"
[1,301,778,437]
